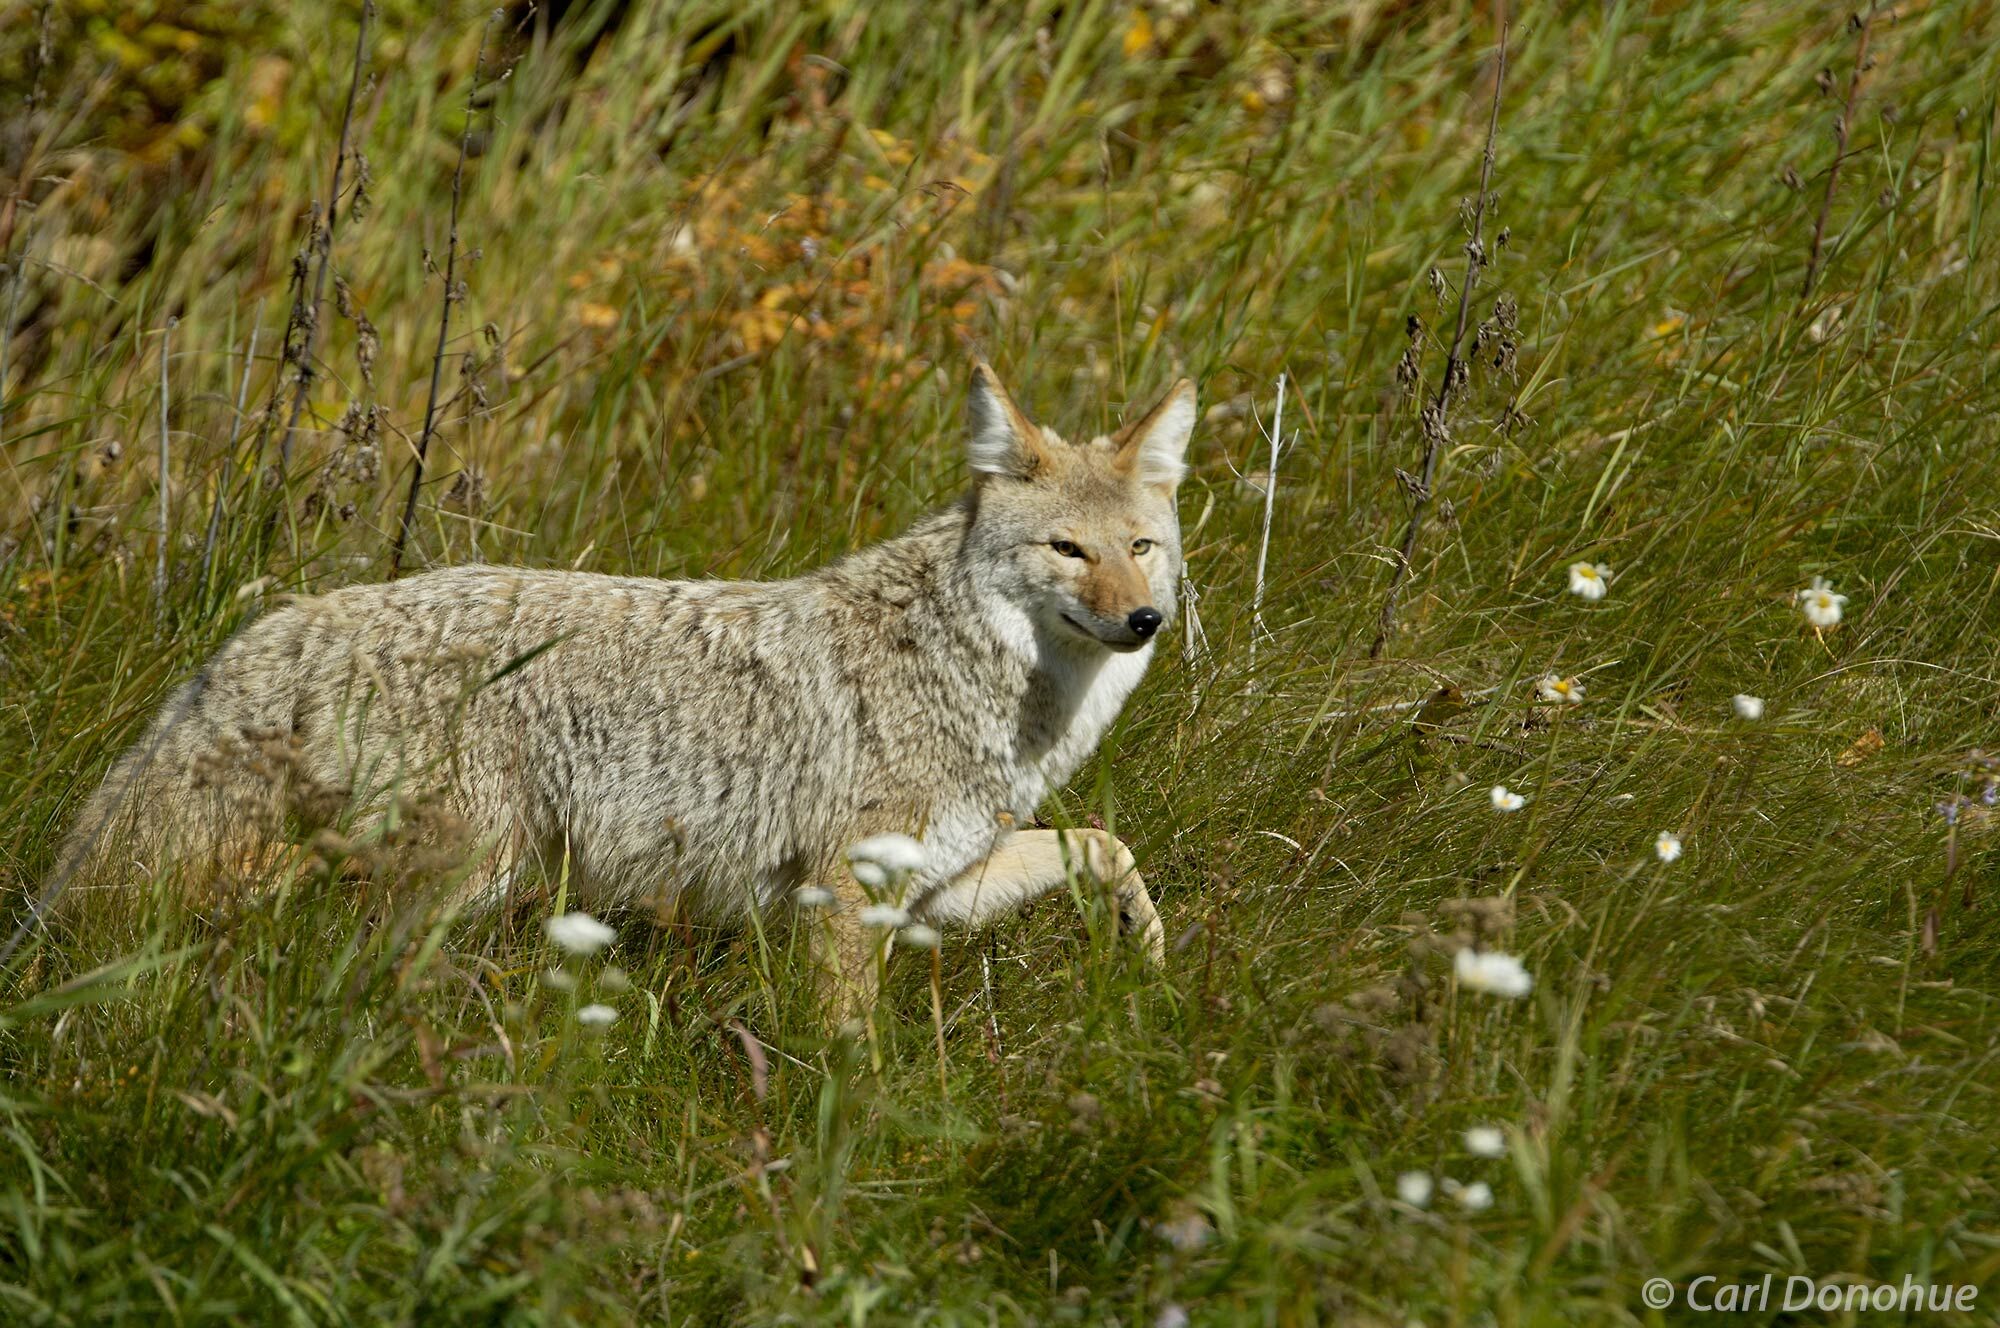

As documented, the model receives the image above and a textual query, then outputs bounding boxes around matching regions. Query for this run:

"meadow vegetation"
[3,0,1999,1321]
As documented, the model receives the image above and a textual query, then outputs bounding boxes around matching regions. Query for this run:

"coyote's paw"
[1115,877,1166,966]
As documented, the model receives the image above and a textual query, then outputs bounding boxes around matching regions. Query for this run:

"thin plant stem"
[1370,20,1509,661]
[393,10,497,578]
[980,944,1005,1073]
[274,0,374,478]
[866,938,886,1075]
[1801,5,1877,302]
[0,261,20,447]
[154,315,177,615]
[1248,372,1284,688]
[200,311,262,598]
[930,947,949,1102]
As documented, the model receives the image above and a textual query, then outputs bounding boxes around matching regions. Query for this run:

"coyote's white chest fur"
[1030,644,1155,796]
[981,595,1155,818]
[913,590,1156,902]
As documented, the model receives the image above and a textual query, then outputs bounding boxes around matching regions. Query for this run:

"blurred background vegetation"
[3,0,2000,1322]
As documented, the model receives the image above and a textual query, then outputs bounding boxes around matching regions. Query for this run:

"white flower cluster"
[1396,1173,1494,1212]
[1394,1128,1508,1216]
[847,833,928,889]
[1431,558,1857,1230]
[859,903,910,929]
[1557,558,1853,632]
[542,912,624,1028]
[544,911,615,956]
[845,833,940,950]
[1454,947,1533,999]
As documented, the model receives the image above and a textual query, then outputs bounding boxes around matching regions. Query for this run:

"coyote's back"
[65,565,869,911]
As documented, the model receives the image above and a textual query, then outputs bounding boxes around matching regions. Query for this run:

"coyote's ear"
[1112,378,1196,489]
[966,362,1049,479]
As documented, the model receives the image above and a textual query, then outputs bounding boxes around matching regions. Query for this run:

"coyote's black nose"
[1128,607,1163,639]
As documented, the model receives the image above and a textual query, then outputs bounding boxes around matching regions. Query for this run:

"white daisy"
[1464,1125,1506,1158]
[1454,1180,1495,1212]
[1655,831,1683,863]
[1490,785,1526,812]
[793,886,836,909]
[1454,947,1534,999]
[1395,1171,1434,1208]
[1798,576,1847,628]
[898,923,942,949]
[1538,674,1585,705]
[1566,561,1611,601]
[858,903,911,930]
[1731,694,1764,721]
[544,911,616,956]
[576,1003,618,1027]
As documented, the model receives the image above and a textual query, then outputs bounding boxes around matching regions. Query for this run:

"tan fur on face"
[961,369,1194,650]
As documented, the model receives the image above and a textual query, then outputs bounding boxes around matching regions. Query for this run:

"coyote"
[58,363,1195,1010]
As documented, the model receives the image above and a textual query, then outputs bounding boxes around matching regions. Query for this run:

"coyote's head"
[961,363,1196,655]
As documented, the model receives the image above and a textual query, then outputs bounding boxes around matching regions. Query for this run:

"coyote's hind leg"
[915,828,1165,964]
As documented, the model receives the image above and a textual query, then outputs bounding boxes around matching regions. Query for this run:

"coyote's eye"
[1050,539,1086,559]
[1131,539,1155,555]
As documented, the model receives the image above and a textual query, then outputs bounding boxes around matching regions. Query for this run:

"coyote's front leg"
[805,829,1163,1032]
[809,870,887,1028]
[916,828,1165,963]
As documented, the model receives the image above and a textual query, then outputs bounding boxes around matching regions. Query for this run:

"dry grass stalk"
[393,10,499,578]
[1801,5,1879,302]
[273,0,376,480]
[154,315,176,614]
[0,262,18,446]
[1370,21,1510,660]
[1248,373,1286,688]
[199,313,263,595]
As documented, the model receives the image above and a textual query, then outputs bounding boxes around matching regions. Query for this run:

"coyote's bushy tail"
[43,669,284,936]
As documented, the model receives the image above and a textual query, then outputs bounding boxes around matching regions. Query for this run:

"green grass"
[4,0,2000,1322]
